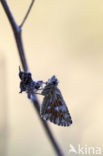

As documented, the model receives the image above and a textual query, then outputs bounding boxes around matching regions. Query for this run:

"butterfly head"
[47,75,58,86]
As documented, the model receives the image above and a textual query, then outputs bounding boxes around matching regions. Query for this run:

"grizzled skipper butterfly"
[40,76,72,127]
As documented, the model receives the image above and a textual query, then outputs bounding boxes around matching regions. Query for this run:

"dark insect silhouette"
[40,76,72,127]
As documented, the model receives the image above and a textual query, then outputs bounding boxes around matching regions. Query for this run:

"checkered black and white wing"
[40,88,72,127]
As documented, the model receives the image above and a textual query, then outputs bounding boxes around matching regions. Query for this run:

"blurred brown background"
[0,0,103,156]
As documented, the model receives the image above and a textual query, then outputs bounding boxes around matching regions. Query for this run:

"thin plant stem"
[20,0,35,28]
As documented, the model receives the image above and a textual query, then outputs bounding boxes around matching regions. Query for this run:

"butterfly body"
[40,76,72,127]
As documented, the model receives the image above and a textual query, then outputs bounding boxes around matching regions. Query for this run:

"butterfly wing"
[40,87,72,126]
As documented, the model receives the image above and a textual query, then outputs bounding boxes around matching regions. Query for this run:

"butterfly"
[40,76,72,127]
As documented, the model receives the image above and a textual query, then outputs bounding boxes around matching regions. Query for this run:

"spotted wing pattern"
[40,88,72,127]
